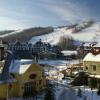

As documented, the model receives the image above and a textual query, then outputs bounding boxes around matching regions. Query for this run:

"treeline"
[0,27,54,42]
[72,20,94,33]
[0,30,14,35]
[57,36,76,50]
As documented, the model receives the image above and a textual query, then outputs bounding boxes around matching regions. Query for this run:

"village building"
[77,42,97,59]
[0,51,46,99]
[83,43,100,76]
[7,40,62,60]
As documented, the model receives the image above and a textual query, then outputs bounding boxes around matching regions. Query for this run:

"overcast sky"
[0,0,100,30]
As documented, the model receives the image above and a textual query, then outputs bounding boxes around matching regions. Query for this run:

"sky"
[0,0,100,30]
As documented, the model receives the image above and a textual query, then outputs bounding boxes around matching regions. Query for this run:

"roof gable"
[26,63,42,73]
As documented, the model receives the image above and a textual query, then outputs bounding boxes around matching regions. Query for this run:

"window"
[29,73,37,79]
[92,65,96,71]
[85,66,88,70]
[10,73,15,78]
[39,79,42,85]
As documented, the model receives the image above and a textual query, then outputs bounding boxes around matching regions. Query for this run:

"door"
[23,81,36,98]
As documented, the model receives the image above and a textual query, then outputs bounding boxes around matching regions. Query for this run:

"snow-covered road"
[58,88,77,100]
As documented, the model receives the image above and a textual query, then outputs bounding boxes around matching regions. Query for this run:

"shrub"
[97,89,100,95]
[71,72,88,86]
[88,78,97,90]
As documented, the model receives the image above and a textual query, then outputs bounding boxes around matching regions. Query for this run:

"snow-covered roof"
[61,50,77,56]
[9,59,33,74]
[83,53,100,62]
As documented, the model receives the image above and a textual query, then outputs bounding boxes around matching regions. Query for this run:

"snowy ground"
[77,86,100,100]
[9,87,100,100]
[55,85,77,100]
[55,82,100,100]
[56,85,100,100]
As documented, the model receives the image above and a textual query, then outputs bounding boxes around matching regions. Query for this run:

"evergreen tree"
[88,78,97,90]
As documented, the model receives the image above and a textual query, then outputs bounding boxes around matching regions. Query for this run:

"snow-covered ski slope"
[29,22,100,45]
[0,29,24,38]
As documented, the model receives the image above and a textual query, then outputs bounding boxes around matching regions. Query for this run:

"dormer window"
[29,73,37,79]
[93,65,96,71]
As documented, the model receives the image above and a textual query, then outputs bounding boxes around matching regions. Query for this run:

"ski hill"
[29,21,100,45]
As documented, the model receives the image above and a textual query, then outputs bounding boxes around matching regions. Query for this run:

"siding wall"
[84,61,100,74]
[0,82,19,99]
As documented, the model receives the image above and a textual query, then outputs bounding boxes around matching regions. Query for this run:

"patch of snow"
[61,50,77,56]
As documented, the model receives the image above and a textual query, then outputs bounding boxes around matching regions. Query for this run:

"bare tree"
[57,36,75,50]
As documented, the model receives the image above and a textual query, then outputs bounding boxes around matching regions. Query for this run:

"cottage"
[83,43,100,75]
[83,53,100,75]
[0,51,46,99]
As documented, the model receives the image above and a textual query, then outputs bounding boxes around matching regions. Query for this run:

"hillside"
[0,30,14,35]
[0,27,53,42]
[29,21,100,45]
